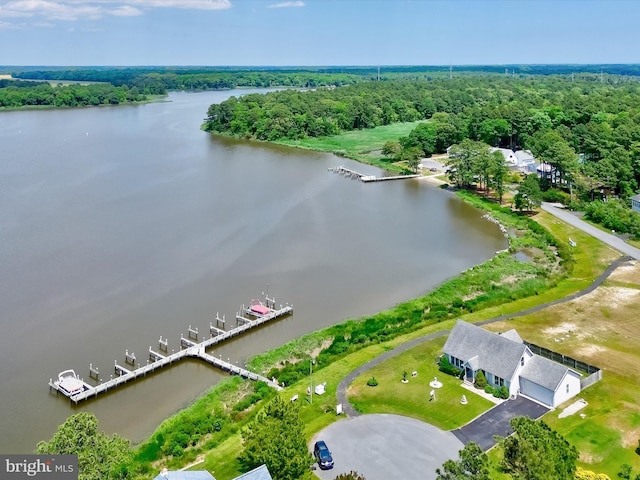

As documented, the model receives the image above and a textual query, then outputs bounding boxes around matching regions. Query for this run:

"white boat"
[55,369,87,396]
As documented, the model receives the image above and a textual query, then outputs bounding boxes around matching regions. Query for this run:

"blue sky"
[0,0,638,66]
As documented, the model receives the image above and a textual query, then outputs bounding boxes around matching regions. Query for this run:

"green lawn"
[275,121,425,171]
[348,336,494,430]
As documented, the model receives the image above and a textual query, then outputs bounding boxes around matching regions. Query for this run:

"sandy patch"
[579,452,604,464]
[608,260,640,284]
[311,338,333,359]
[571,285,640,310]
[542,322,579,336]
[419,175,447,185]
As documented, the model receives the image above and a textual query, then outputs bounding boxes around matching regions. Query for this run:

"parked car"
[313,440,334,470]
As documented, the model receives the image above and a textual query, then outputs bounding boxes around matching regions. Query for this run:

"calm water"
[0,90,506,453]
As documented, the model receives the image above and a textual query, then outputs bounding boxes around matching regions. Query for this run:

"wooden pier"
[329,165,419,183]
[49,300,292,404]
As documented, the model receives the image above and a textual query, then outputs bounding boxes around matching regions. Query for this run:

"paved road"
[541,202,640,260]
[311,414,463,480]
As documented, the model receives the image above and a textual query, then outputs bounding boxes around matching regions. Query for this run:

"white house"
[631,193,640,213]
[442,321,582,408]
[490,147,518,166]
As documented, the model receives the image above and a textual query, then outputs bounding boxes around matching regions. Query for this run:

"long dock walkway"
[49,301,291,404]
[329,166,419,183]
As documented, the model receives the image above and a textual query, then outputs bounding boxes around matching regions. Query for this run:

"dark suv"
[313,440,334,470]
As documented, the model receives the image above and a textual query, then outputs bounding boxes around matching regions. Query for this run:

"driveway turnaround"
[312,414,463,480]
[452,396,549,450]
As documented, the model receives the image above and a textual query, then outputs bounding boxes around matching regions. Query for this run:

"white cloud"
[0,0,231,22]
[110,5,142,16]
[266,1,304,8]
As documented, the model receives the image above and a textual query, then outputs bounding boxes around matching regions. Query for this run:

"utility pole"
[449,65,453,79]
[377,65,380,81]
[309,358,314,404]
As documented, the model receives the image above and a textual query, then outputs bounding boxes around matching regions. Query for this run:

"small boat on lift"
[54,370,88,396]
[249,299,270,316]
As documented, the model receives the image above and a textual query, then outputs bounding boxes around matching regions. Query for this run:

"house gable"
[443,320,528,382]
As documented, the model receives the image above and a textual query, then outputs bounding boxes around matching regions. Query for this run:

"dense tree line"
[205,75,640,204]
[0,80,146,108]
[11,68,366,95]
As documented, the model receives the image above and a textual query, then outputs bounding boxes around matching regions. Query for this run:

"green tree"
[515,174,542,212]
[239,396,313,480]
[500,417,578,480]
[400,122,437,157]
[489,150,509,202]
[381,141,402,160]
[435,442,490,480]
[401,146,422,173]
[446,139,485,189]
[36,412,132,480]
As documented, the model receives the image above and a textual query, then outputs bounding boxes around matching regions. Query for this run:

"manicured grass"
[348,336,494,430]
[275,121,425,171]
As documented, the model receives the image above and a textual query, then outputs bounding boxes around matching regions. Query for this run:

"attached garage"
[519,377,554,407]
[519,356,582,408]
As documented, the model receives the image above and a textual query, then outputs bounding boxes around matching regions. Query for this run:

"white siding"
[552,371,582,407]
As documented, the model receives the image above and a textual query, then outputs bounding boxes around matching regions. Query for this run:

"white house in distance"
[631,193,640,213]
[490,148,537,172]
[442,321,582,408]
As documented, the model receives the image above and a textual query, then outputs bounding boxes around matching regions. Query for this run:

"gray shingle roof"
[153,471,215,480]
[233,465,273,480]
[519,355,577,391]
[500,329,523,343]
[443,321,528,380]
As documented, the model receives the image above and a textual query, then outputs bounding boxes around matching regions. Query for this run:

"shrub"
[439,355,461,377]
[366,377,378,387]
[542,189,571,204]
[498,385,509,399]
[484,385,494,394]
[474,370,487,389]
[618,464,632,479]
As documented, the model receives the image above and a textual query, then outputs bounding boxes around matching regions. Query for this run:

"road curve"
[541,202,640,260]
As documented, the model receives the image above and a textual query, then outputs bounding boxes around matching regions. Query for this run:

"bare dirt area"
[486,263,640,381]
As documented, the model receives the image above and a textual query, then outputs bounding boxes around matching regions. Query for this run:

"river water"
[0,90,506,453]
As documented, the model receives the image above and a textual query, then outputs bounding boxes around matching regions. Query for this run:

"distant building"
[514,150,536,170]
[153,465,273,480]
[490,147,518,166]
[632,194,640,213]
[154,469,215,480]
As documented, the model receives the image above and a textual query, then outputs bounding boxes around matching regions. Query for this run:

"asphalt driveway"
[311,414,463,480]
[452,396,549,450]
